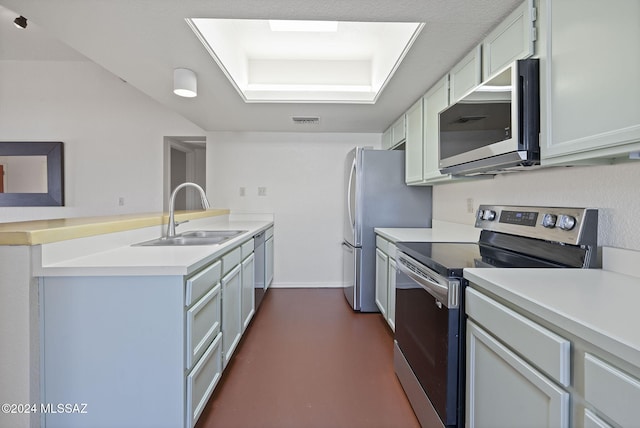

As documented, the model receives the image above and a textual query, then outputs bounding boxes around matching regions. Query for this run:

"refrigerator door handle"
[347,157,356,231]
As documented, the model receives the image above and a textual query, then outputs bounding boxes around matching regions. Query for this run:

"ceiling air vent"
[292,116,320,125]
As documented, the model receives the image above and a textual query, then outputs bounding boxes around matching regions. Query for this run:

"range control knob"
[557,215,577,231]
[477,209,485,220]
[482,210,497,221]
[541,213,557,228]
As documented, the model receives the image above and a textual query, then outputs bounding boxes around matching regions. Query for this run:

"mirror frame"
[0,142,64,206]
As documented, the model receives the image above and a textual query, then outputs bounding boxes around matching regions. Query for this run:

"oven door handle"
[398,257,459,309]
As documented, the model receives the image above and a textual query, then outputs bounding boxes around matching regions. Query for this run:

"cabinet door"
[222,264,242,368]
[540,0,640,164]
[265,236,274,288]
[387,258,397,332]
[405,98,424,184]
[381,128,393,150]
[375,248,389,317]
[466,321,569,428]
[391,115,406,147]
[241,253,255,332]
[422,76,451,183]
[450,45,482,103]
[482,0,535,79]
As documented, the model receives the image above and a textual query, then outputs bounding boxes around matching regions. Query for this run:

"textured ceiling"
[0,0,523,133]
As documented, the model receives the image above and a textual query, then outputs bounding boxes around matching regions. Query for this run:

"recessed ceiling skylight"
[187,19,424,104]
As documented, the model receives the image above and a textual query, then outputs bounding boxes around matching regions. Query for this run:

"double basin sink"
[134,230,247,247]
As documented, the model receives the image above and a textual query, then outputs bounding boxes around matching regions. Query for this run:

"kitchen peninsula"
[0,209,274,428]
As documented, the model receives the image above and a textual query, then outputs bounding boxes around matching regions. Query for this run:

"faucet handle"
[175,219,189,227]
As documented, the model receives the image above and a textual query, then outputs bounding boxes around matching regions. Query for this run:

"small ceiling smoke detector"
[292,116,320,125]
[14,15,27,29]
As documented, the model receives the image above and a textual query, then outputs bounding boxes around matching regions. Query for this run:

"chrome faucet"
[167,182,210,238]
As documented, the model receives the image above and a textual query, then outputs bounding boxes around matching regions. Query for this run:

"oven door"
[394,252,461,427]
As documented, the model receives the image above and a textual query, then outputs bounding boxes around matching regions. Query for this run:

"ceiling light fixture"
[268,20,338,32]
[173,68,197,98]
[13,15,27,29]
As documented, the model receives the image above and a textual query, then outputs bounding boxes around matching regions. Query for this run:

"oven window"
[395,269,460,425]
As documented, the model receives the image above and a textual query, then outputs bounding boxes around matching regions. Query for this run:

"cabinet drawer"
[186,332,222,428]
[241,239,254,260]
[375,235,389,254]
[185,261,221,306]
[222,247,241,276]
[265,226,274,239]
[584,353,640,427]
[466,287,570,386]
[186,284,221,370]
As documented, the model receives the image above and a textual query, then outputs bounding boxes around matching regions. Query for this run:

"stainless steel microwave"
[438,58,539,176]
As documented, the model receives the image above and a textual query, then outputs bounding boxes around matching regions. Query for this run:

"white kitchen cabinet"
[404,98,424,184]
[391,115,407,147]
[375,235,397,331]
[375,247,389,317]
[265,227,274,287]
[539,0,640,165]
[241,253,255,331]
[482,0,536,79]
[466,321,570,428]
[40,266,225,428]
[222,263,242,368]
[381,127,393,150]
[449,45,482,103]
[584,353,640,428]
[387,256,397,331]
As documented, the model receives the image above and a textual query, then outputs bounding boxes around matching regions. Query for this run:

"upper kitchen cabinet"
[404,98,425,183]
[482,0,536,79]
[383,115,407,150]
[381,128,393,150]
[449,45,482,104]
[539,0,640,165]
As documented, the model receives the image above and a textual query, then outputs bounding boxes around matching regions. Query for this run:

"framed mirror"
[0,142,64,206]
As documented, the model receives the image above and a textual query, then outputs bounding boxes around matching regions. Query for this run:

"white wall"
[207,132,380,287]
[433,162,640,250]
[0,59,204,222]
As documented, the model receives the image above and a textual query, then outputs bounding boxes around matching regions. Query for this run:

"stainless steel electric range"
[393,205,599,428]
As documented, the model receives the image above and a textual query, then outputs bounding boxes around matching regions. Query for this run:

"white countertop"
[34,216,273,277]
[375,220,480,243]
[464,263,640,368]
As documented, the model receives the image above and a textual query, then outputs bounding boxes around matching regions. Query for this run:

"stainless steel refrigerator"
[342,147,432,312]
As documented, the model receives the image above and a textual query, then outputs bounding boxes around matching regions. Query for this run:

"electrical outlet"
[466,198,474,214]
[239,187,246,197]
[258,187,267,196]
[118,197,125,206]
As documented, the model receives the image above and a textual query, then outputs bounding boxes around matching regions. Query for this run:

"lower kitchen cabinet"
[265,226,274,287]
[241,252,255,331]
[222,263,242,368]
[465,281,640,428]
[466,321,569,428]
[375,235,397,331]
[38,233,266,428]
[375,248,389,318]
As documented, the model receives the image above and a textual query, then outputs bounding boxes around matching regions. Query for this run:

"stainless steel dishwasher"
[253,230,266,309]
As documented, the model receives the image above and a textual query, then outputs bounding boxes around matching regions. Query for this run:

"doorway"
[163,136,207,211]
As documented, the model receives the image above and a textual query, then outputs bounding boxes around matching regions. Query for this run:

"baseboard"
[270,282,344,289]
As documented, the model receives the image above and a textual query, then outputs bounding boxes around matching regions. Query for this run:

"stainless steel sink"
[179,230,246,239]
[133,230,247,247]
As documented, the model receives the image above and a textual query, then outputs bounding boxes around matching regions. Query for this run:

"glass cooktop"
[396,241,570,278]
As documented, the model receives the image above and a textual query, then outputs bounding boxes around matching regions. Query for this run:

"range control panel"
[475,205,598,246]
